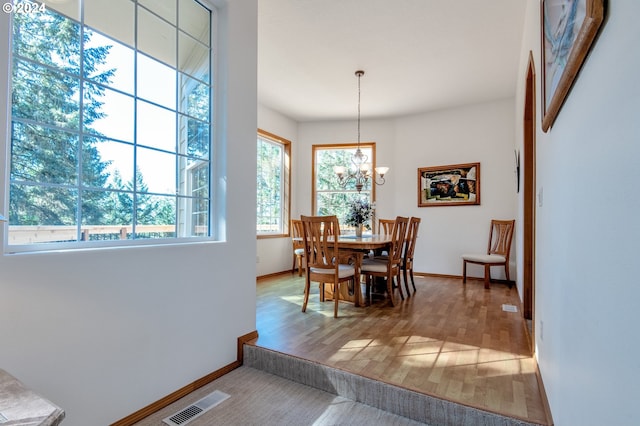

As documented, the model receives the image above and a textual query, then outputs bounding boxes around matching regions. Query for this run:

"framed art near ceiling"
[418,163,480,207]
[541,0,604,132]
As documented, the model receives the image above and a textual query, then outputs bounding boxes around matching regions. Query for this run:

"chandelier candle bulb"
[333,166,346,177]
[375,166,389,177]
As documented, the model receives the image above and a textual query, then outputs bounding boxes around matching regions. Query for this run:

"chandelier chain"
[357,71,361,145]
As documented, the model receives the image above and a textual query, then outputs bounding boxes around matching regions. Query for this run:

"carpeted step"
[244,345,543,426]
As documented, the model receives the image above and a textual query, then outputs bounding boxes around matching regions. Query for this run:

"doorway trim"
[523,51,537,349]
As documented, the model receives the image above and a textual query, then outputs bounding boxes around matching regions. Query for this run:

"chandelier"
[334,70,389,193]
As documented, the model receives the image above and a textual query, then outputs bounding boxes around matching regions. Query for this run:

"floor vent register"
[162,390,230,426]
[502,304,518,313]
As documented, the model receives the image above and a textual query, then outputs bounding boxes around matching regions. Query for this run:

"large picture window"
[312,143,376,232]
[7,0,213,250]
[257,130,290,237]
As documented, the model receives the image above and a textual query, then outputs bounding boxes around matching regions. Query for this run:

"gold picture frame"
[417,163,480,207]
[541,0,605,132]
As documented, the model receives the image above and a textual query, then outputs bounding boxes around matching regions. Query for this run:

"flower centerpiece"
[344,199,372,237]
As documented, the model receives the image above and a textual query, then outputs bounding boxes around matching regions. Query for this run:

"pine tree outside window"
[7,0,214,250]
[256,130,290,237]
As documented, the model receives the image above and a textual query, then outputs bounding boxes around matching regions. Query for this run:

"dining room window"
[6,0,214,251]
[312,143,376,232]
[257,129,291,237]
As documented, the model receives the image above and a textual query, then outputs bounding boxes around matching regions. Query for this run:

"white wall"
[256,104,298,276]
[393,100,517,278]
[517,1,640,425]
[0,1,258,425]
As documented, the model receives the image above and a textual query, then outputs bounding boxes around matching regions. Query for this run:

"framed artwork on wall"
[417,163,480,207]
[541,0,605,132]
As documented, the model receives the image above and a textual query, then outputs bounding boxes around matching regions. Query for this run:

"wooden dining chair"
[401,217,421,295]
[361,216,409,306]
[462,219,515,289]
[378,218,395,234]
[290,219,305,276]
[300,215,357,318]
[370,218,395,258]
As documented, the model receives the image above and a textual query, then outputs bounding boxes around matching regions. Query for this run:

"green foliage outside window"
[256,137,283,234]
[8,2,212,246]
[314,146,373,232]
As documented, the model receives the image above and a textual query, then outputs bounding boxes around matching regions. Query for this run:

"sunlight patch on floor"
[397,352,440,368]
[342,339,374,348]
[397,340,445,356]
[406,335,441,343]
[281,295,304,305]
[281,295,345,318]
[333,335,535,381]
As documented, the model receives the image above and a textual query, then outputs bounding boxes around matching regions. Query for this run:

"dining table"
[325,233,392,306]
[293,233,393,307]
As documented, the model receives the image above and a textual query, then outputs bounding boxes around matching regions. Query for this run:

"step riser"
[244,345,541,426]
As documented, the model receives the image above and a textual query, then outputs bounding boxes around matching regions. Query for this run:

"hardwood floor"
[251,273,551,425]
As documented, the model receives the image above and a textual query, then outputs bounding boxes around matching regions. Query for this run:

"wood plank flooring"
[251,273,551,425]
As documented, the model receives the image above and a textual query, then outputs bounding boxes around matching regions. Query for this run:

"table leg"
[353,251,363,307]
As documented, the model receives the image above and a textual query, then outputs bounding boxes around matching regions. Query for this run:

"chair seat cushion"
[294,248,305,255]
[310,264,355,279]
[461,254,506,264]
[361,258,389,273]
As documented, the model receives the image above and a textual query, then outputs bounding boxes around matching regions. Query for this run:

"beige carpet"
[134,366,426,426]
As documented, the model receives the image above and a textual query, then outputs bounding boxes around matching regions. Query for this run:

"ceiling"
[258,0,528,122]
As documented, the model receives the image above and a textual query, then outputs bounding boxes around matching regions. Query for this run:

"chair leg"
[334,282,340,318]
[402,267,410,295]
[297,254,303,276]
[463,260,467,283]
[410,267,417,292]
[292,253,297,274]
[302,278,311,312]
[393,272,404,301]
[365,274,372,305]
[403,271,411,297]
[505,264,513,288]
[386,276,396,307]
[484,264,491,289]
